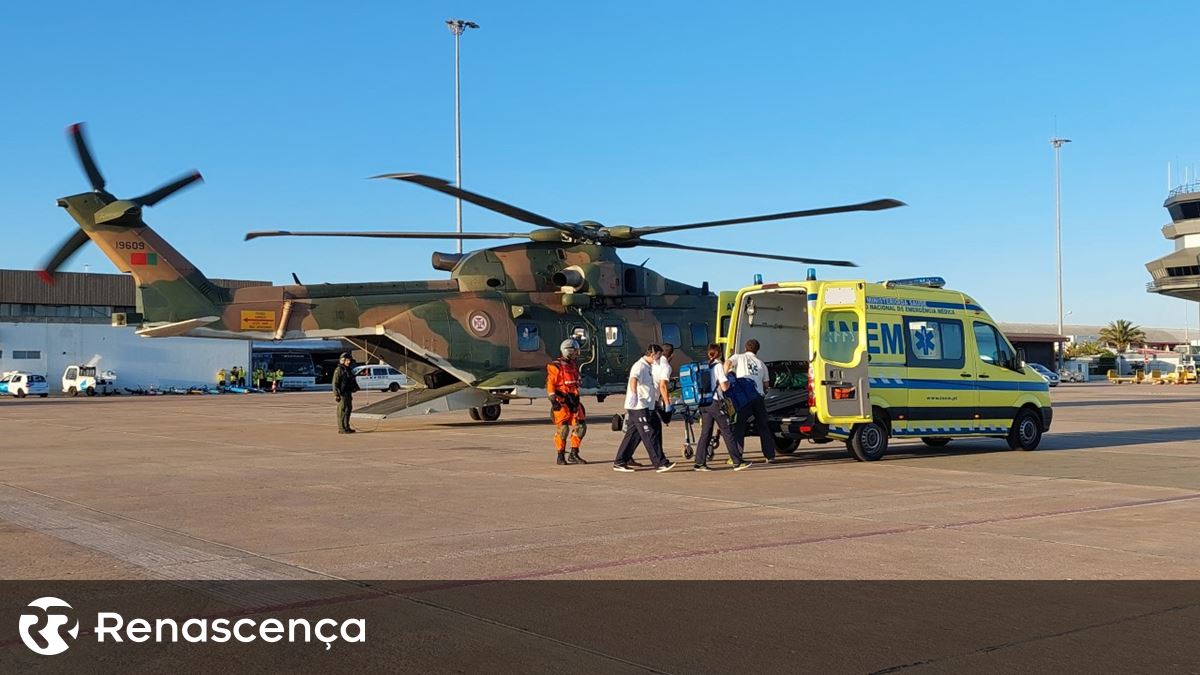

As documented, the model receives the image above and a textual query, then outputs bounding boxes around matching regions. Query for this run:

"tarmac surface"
[1,383,1198,582]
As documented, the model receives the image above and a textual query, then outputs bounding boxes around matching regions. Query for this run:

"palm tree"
[1098,320,1147,352]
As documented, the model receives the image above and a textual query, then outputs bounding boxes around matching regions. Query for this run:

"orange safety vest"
[546,358,581,396]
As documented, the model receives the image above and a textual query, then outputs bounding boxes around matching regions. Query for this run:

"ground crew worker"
[253,366,264,390]
[216,368,227,387]
[331,353,359,433]
[694,343,750,472]
[273,368,284,392]
[613,344,675,473]
[726,338,776,462]
[547,339,587,465]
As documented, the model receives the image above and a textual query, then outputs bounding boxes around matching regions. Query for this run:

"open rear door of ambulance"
[812,281,872,427]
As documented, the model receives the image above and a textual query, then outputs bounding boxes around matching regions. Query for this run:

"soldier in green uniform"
[331,352,360,433]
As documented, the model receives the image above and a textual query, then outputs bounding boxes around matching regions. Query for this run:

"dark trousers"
[615,409,668,468]
[621,406,664,459]
[734,395,776,460]
[337,395,353,432]
[696,399,744,466]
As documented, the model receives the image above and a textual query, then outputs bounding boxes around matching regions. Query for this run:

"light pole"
[446,18,479,254]
[1051,136,1071,369]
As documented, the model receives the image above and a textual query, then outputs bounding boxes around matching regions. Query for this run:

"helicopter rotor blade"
[38,229,92,283]
[68,123,106,191]
[635,239,856,267]
[373,173,576,233]
[630,199,906,237]
[132,170,204,207]
[245,230,532,242]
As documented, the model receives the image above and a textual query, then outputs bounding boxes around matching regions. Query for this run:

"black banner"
[1,581,1197,673]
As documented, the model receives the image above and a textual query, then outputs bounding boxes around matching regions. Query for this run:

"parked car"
[0,371,50,398]
[1026,362,1060,387]
[353,365,410,392]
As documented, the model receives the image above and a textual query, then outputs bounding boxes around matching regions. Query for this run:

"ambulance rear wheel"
[1007,409,1042,451]
[921,437,951,448]
[468,407,482,421]
[773,436,800,454]
[86,386,96,397]
[848,420,888,461]
[480,404,502,422]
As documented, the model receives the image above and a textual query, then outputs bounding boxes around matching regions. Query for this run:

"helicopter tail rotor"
[40,122,205,282]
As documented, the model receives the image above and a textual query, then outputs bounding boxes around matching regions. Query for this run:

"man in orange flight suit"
[547,339,587,465]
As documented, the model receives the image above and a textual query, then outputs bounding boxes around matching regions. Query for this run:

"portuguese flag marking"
[131,252,158,266]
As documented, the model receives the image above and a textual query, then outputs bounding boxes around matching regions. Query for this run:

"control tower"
[1146,183,1200,302]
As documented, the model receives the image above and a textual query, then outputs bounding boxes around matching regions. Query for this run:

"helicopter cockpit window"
[604,325,624,347]
[517,322,540,352]
[661,323,681,350]
[571,326,589,345]
[690,323,709,348]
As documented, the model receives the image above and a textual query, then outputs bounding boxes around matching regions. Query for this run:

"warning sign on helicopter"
[240,310,276,330]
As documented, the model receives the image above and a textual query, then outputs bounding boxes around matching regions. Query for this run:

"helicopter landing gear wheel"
[468,407,482,421]
[479,404,501,422]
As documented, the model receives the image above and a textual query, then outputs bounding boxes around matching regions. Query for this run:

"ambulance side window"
[973,322,1014,368]
[903,317,965,369]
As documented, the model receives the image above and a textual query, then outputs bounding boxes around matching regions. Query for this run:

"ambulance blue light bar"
[881,276,946,289]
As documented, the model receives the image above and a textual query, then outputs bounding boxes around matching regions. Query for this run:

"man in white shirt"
[624,343,676,467]
[613,344,675,473]
[694,343,749,471]
[725,338,777,462]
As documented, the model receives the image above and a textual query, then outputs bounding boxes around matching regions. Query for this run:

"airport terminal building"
[0,269,343,390]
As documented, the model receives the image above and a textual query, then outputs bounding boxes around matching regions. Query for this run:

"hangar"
[0,269,342,390]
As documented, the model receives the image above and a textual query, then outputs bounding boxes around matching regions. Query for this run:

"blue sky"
[4,1,1199,330]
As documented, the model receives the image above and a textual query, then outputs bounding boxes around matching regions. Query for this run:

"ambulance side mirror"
[1015,347,1027,372]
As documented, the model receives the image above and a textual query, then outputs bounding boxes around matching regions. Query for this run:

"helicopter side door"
[594,313,636,391]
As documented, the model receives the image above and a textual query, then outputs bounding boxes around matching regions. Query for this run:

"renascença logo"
[17,596,366,656]
[19,597,80,656]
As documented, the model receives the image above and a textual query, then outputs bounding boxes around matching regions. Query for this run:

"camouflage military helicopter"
[43,123,904,421]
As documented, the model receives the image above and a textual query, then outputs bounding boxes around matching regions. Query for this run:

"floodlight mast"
[446,19,479,254]
[1051,136,1071,369]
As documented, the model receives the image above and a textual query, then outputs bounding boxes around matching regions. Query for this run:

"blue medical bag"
[678,362,713,406]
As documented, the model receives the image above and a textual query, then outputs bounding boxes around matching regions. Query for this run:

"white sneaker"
[612,464,635,473]
[656,461,677,473]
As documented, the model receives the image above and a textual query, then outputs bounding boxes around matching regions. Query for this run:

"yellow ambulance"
[725,276,1052,461]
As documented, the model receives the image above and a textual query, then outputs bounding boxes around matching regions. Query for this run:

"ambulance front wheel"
[1007,409,1043,451]
[847,420,888,461]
